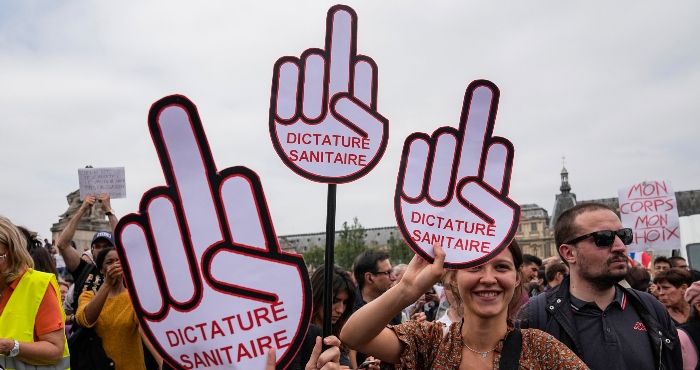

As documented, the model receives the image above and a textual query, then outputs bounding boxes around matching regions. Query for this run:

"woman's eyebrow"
[491,259,514,265]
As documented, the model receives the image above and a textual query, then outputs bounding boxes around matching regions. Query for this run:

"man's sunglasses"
[564,228,634,247]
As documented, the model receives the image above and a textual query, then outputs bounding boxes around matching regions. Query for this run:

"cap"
[91,231,115,246]
[686,281,700,305]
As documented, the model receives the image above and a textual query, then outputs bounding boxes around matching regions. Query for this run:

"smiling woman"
[340,241,590,370]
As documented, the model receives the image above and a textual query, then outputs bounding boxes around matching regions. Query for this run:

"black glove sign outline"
[395,80,521,269]
[115,95,312,369]
[269,5,389,184]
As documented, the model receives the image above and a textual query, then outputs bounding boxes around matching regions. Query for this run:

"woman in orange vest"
[0,215,70,369]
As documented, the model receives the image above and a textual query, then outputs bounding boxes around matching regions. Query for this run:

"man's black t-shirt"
[69,259,103,312]
[569,286,656,370]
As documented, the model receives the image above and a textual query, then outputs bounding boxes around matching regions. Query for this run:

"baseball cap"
[91,231,115,246]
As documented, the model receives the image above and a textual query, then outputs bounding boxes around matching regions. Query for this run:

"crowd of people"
[1,196,699,369]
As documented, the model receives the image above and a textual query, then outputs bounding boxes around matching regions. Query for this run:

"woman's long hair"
[17,225,59,277]
[310,265,356,339]
[29,246,59,277]
[0,216,34,283]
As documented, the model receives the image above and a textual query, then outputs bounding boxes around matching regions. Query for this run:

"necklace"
[463,340,499,358]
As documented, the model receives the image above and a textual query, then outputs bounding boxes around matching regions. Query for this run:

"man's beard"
[579,252,629,291]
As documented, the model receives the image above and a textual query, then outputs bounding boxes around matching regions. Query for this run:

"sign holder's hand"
[269,5,388,184]
[395,80,520,269]
[115,95,312,369]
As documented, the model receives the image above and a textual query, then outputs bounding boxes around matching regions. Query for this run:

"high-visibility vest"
[0,269,71,370]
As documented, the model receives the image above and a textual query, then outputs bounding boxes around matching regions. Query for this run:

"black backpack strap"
[633,289,666,323]
[499,329,522,370]
[537,294,548,330]
[528,290,548,330]
[72,265,93,305]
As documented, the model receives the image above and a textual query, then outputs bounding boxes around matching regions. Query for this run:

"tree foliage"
[334,217,368,270]
[388,235,414,265]
[303,245,325,273]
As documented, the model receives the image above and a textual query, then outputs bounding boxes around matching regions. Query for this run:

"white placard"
[619,180,680,252]
[78,167,126,200]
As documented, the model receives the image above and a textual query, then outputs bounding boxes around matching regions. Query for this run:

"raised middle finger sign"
[116,95,312,369]
[395,80,521,269]
[269,5,389,184]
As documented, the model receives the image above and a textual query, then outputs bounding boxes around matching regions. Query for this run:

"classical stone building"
[278,226,401,254]
[514,167,573,258]
[514,204,556,258]
[50,190,111,253]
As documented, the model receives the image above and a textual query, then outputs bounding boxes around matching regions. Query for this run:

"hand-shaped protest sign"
[395,80,521,269]
[269,5,389,184]
[115,96,312,369]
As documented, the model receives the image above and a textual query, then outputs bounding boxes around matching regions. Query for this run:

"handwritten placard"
[619,180,680,252]
[78,167,126,200]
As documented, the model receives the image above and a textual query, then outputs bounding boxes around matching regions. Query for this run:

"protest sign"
[395,80,521,269]
[78,167,126,200]
[268,4,387,340]
[619,180,680,252]
[269,5,389,184]
[115,95,312,369]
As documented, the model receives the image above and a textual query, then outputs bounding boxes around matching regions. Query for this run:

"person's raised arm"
[340,243,445,364]
[56,195,95,273]
[97,193,118,232]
